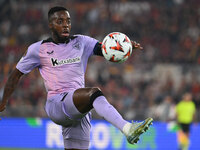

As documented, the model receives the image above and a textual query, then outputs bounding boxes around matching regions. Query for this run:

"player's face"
[49,11,71,42]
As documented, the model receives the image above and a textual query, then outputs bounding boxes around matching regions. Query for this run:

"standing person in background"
[155,95,176,122]
[0,6,153,150]
[176,92,196,150]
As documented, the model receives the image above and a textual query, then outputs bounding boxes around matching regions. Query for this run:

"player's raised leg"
[72,87,153,144]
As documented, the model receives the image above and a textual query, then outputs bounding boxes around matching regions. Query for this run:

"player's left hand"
[131,41,143,50]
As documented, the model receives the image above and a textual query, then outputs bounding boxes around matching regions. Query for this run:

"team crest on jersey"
[73,42,81,50]
[51,57,81,67]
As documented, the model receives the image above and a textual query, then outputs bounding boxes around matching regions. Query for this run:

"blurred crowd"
[0,0,200,122]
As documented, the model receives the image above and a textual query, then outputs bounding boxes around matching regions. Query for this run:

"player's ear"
[48,22,53,29]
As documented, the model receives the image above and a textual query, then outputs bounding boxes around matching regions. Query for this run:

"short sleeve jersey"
[176,100,196,124]
[16,35,98,98]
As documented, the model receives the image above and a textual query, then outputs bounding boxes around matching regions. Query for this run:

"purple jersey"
[16,35,98,98]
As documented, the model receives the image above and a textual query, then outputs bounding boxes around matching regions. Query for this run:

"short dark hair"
[48,6,68,21]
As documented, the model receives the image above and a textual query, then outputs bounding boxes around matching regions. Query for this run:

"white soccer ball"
[102,32,132,63]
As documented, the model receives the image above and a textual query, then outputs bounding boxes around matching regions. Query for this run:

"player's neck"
[52,34,70,44]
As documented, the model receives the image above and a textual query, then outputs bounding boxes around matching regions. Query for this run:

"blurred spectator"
[154,95,176,122]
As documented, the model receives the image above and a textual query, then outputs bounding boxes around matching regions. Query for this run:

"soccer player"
[0,6,153,150]
[176,92,196,150]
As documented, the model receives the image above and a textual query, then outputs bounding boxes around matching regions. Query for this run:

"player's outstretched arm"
[0,68,24,112]
[94,41,143,57]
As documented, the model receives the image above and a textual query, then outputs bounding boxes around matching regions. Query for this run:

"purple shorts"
[45,90,91,149]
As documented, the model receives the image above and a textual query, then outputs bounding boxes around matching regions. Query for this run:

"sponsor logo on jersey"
[51,57,81,66]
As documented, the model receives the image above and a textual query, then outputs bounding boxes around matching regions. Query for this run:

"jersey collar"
[42,36,77,44]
